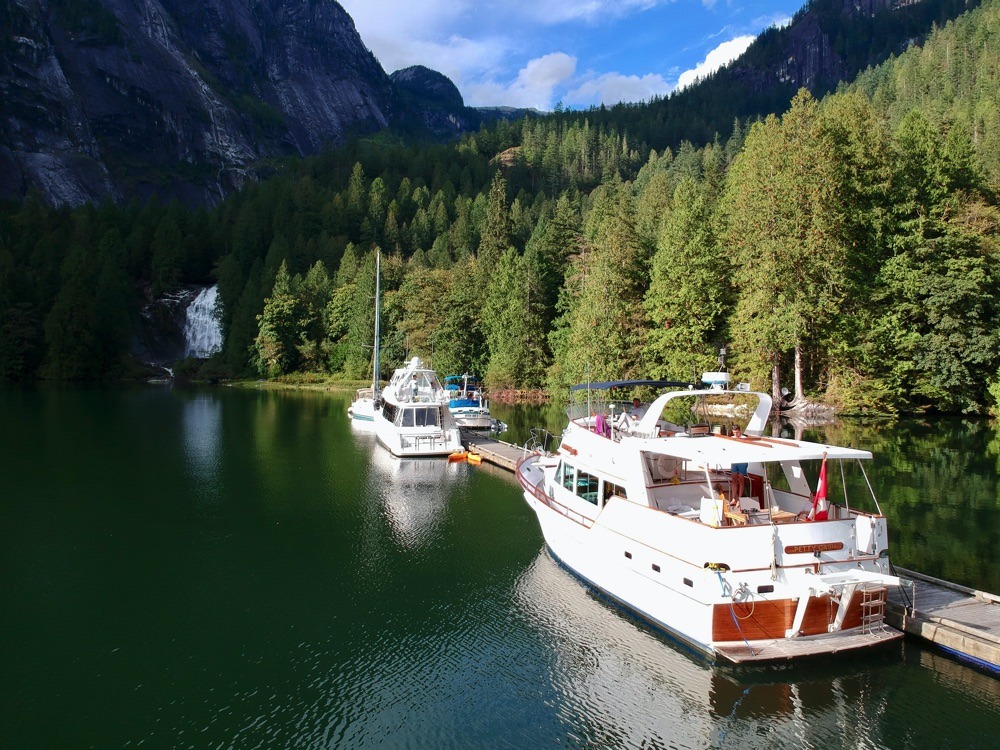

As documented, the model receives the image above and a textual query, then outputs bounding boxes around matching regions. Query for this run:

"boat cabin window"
[381,403,398,423]
[576,471,600,505]
[557,461,576,491]
[604,481,627,501]
[397,406,440,427]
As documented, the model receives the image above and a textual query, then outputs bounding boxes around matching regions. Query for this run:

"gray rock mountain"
[0,0,476,206]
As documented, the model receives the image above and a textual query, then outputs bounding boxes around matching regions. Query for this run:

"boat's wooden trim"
[712,587,886,641]
[712,599,796,641]
[801,594,835,635]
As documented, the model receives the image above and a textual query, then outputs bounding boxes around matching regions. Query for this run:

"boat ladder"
[858,584,888,634]
[787,570,898,637]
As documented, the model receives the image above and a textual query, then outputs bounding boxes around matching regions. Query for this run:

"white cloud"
[339,0,469,38]
[338,1,490,76]
[466,53,578,110]
[753,12,794,31]
[566,71,672,107]
[675,35,754,90]
[506,0,660,25]
[338,0,784,109]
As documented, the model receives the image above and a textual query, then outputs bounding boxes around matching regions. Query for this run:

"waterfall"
[184,285,223,358]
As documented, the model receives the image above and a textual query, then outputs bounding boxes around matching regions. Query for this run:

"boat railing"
[524,428,557,456]
[400,433,448,451]
[538,489,594,529]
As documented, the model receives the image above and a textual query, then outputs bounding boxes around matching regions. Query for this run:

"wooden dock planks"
[460,429,531,472]
[886,567,1000,672]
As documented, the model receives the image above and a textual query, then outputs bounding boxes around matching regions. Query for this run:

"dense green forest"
[2,0,999,415]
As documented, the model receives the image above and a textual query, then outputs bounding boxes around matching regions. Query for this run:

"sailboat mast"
[373,249,381,396]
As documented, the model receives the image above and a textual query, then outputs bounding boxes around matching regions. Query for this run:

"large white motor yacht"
[516,376,907,663]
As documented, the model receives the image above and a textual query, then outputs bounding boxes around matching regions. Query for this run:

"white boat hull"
[450,407,494,430]
[348,397,377,429]
[375,421,463,457]
[523,477,714,652]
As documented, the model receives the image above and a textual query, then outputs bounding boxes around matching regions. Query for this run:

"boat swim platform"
[461,432,1000,673]
[886,567,1000,674]
[715,628,903,664]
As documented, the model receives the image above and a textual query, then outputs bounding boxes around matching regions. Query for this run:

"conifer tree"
[253,261,303,377]
[394,265,450,363]
[721,90,847,401]
[549,183,649,391]
[297,261,333,371]
[433,258,486,377]
[478,173,510,268]
[346,162,367,230]
[482,247,547,389]
[43,246,111,379]
[150,215,185,295]
[644,177,725,381]
[342,250,380,379]
[865,111,1000,412]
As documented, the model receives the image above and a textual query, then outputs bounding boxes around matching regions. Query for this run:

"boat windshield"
[396,406,440,428]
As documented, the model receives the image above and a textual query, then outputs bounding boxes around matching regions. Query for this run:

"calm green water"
[2,386,1000,749]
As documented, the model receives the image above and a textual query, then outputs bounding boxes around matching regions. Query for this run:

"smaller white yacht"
[374,357,463,457]
[444,374,504,432]
[348,386,378,426]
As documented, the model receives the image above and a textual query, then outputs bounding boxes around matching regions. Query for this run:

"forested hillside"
[555,0,982,154]
[1,0,998,415]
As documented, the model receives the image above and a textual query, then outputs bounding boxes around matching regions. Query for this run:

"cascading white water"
[184,285,223,358]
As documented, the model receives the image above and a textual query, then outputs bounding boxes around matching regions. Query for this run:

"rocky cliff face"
[1,0,396,206]
[390,65,480,139]
[727,0,964,95]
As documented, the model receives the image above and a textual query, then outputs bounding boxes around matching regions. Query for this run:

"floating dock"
[460,430,1000,675]
[460,429,531,472]
[887,567,1000,673]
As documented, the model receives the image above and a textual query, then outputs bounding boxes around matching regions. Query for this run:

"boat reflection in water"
[368,447,468,548]
[513,549,908,748]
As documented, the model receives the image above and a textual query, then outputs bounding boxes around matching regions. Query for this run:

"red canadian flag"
[810,453,829,521]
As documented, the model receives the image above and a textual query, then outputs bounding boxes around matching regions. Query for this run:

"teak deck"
[716,629,903,663]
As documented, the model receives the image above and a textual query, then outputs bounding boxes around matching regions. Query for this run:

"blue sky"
[338,1,803,111]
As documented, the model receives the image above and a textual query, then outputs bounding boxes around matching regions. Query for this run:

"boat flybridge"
[515,373,908,664]
[374,357,463,457]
